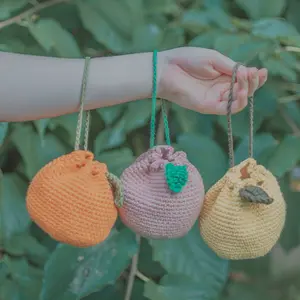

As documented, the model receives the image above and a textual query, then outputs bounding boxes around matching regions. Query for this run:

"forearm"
[0,51,161,122]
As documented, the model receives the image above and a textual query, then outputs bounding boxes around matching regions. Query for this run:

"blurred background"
[0,0,300,299]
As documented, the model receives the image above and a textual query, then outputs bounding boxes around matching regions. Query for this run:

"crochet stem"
[106,172,124,208]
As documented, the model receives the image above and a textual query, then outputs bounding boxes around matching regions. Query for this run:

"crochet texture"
[119,145,205,239]
[199,158,286,260]
[26,150,117,247]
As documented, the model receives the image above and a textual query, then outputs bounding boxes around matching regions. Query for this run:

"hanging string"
[227,63,254,168]
[161,99,171,145]
[150,50,171,148]
[74,57,91,151]
[248,95,254,159]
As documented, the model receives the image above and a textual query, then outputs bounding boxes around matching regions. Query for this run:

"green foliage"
[0,0,300,299]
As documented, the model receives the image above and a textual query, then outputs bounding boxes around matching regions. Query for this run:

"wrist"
[86,50,171,107]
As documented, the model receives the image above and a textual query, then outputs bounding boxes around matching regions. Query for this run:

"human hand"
[157,47,268,115]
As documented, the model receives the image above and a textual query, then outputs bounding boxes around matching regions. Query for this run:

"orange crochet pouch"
[199,63,286,260]
[26,57,123,248]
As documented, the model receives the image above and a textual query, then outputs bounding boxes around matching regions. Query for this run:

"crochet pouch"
[199,63,286,259]
[119,50,205,239]
[26,57,123,248]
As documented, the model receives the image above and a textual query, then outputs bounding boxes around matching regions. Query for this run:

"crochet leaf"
[106,172,124,208]
[239,185,274,205]
[165,163,188,193]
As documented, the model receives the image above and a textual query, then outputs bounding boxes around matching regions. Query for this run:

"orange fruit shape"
[26,150,117,247]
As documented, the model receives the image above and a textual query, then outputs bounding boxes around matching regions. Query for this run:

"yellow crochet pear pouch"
[199,157,286,260]
[199,63,286,260]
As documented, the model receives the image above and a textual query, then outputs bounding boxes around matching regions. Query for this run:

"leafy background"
[0,0,300,299]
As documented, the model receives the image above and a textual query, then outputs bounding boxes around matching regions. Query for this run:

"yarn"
[199,158,286,260]
[165,162,188,193]
[199,63,286,260]
[26,57,123,247]
[26,150,121,247]
[118,50,205,239]
[119,145,205,239]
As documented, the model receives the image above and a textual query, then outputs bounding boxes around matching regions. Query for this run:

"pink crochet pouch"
[119,145,205,239]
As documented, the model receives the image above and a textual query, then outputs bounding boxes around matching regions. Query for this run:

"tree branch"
[0,0,70,30]
[124,235,141,300]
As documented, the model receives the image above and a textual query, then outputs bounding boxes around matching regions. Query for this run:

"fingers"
[258,68,268,87]
[235,66,265,97]
[219,82,248,114]
[210,51,236,76]
[248,67,259,96]
[217,66,267,115]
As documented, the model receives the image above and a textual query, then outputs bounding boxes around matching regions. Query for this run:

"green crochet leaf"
[165,163,188,193]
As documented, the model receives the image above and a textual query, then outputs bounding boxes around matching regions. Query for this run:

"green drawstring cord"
[150,50,171,148]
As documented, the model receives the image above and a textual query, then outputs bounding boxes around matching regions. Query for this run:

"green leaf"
[144,275,211,300]
[76,0,130,53]
[97,105,124,126]
[94,118,127,154]
[83,0,133,37]
[12,124,67,179]
[235,133,278,165]
[177,133,227,188]
[0,259,9,285]
[149,225,229,300]
[138,239,166,279]
[252,18,300,40]
[283,102,300,128]
[265,135,300,177]
[287,0,300,33]
[0,279,22,300]
[235,0,286,20]
[180,10,210,33]
[172,104,215,137]
[160,27,185,50]
[28,19,81,58]
[189,30,223,49]
[259,53,297,82]
[144,0,181,15]
[205,6,234,30]
[278,176,300,250]
[2,256,43,300]
[83,284,124,300]
[0,0,28,20]
[33,119,51,144]
[3,234,50,266]
[50,113,78,146]
[132,24,163,52]
[214,34,274,62]
[39,3,81,32]
[124,100,152,133]
[254,85,278,117]
[0,122,8,145]
[40,228,138,300]
[0,173,30,245]
[96,148,135,177]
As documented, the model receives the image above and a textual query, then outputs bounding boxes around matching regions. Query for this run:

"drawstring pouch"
[118,50,205,239]
[26,57,123,248]
[199,63,286,260]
